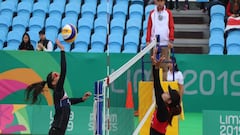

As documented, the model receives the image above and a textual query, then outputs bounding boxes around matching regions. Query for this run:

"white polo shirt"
[167,70,184,85]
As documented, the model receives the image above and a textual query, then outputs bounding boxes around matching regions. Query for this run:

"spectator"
[36,29,53,51]
[146,0,174,81]
[167,56,184,98]
[18,32,34,51]
[226,0,240,17]
[200,2,208,13]
[184,0,190,10]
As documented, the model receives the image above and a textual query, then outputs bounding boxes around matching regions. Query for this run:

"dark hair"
[25,81,46,104]
[39,28,45,35]
[168,104,181,126]
[170,56,179,71]
[25,72,53,104]
[22,32,31,44]
[167,85,181,125]
[18,32,34,50]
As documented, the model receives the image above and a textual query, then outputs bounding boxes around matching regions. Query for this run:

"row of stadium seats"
[209,4,225,55]
[0,0,151,53]
[209,4,240,55]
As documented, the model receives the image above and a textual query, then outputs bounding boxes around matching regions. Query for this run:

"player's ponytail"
[168,104,181,126]
[25,81,47,104]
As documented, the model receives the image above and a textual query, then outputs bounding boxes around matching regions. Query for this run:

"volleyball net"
[92,39,156,135]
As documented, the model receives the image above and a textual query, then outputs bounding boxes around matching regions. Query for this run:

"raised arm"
[152,65,169,122]
[55,40,66,92]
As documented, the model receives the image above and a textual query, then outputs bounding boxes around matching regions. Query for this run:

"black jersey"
[150,66,169,135]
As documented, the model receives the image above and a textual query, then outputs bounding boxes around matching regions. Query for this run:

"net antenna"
[104,0,111,135]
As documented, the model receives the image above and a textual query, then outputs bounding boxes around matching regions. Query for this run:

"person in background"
[226,0,240,17]
[18,32,34,51]
[36,29,53,51]
[184,0,190,10]
[146,0,174,81]
[200,2,208,13]
[167,56,184,99]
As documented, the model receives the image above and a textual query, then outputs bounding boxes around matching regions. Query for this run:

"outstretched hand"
[55,39,64,51]
[82,91,92,101]
[151,47,166,67]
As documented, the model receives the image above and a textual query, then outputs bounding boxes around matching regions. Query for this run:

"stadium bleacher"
[0,0,230,54]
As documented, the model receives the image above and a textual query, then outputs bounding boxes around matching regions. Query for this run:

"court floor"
[179,113,202,135]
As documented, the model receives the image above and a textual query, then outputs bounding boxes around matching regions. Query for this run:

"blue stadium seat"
[226,30,240,55]
[210,19,225,36]
[115,0,129,5]
[49,2,65,19]
[0,1,16,22]
[32,1,49,18]
[129,4,143,20]
[12,16,28,36]
[141,34,146,49]
[65,2,80,19]
[45,17,61,30]
[29,16,45,32]
[27,30,39,49]
[0,31,7,50]
[69,0,82,3]
[20,0,34,4]
[3,31,22,50]
[89,33,106,53]
[83,0,97,7]
[72,33,90,52]
[0,15,11,35]
[17,1,32,21]
[110,18,125,36]
[61,16,78,28]
[143,19,148,34]
[113,3,128,21]
[210,4,225,21]
[97,3,111,19]
[123,33,139,53]
[0,0,17,12]
[209,34,224,55]
[55,33,72,52]
[107,33,123,53]
[145,4,155,19]
[45,17,61,45]
[131,0,144,4]
[99,0,113,14]
[78,17,93,35]
[126,18,141,35]
[94,17,108,36]
[81,3,96,22]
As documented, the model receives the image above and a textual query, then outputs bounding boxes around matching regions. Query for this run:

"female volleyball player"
[150,56,181,135]
[25,39,92,135]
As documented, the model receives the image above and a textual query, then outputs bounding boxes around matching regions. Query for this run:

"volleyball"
[61,24,77,43]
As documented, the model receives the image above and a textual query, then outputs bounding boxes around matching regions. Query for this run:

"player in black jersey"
[25,39,92,135]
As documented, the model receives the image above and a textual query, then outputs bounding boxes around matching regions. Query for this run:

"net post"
[94,81,104,135]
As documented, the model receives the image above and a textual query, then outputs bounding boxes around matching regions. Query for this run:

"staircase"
[172,9,209,54]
